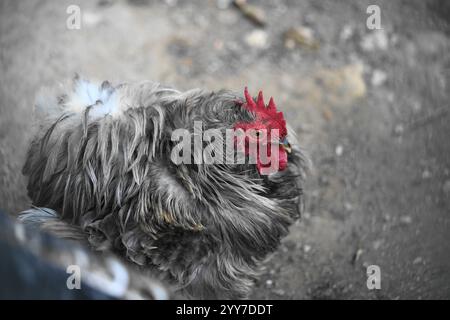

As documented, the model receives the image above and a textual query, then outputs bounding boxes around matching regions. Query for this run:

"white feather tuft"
[66,79,119,118]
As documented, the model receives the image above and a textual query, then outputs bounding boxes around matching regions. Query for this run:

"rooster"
[20,76,308,299]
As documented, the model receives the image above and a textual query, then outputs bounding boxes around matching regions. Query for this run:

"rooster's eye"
[256,129,264,137]
[250,129,265,140]
[254,130,265,138]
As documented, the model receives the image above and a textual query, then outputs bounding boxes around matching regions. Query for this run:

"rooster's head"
[234,87,291,175]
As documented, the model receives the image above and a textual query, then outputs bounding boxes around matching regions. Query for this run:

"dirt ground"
[1,0,449,299]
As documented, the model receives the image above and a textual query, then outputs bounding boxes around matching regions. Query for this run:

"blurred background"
[0,0,449,299]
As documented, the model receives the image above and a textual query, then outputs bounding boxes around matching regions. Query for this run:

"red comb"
[243,87,283,117]
[241,87,287,137]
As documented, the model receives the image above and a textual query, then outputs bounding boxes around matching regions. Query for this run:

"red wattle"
[256,145,288,174]
[278,146,288,171]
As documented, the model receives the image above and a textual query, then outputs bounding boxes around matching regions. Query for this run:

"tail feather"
[19,207,88,243]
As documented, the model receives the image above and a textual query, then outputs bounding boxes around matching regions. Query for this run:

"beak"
[281,138,292,154]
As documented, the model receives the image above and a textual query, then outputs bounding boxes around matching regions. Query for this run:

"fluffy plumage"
[21,77,308,299]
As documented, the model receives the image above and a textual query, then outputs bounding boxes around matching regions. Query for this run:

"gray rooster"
[20,76,308,299]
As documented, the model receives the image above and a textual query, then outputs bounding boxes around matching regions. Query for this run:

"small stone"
[413,257,423,265]
[373,239,383,250]
[344,202,353,211]
[273,289,285,296]
[284,39,296,50]
[234,0,266,27]
[265,279,273,287]
[340,24,354,41]
[284,27,319,50]
[422,169,431,179]
[245,30,268,49]
[371,69,387,87]
[355,249,364,262]
[400,215,412,224]
[335,145,344,157]
[360,30,389,51]
[303,244,311,253]
[394,124,404,136]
